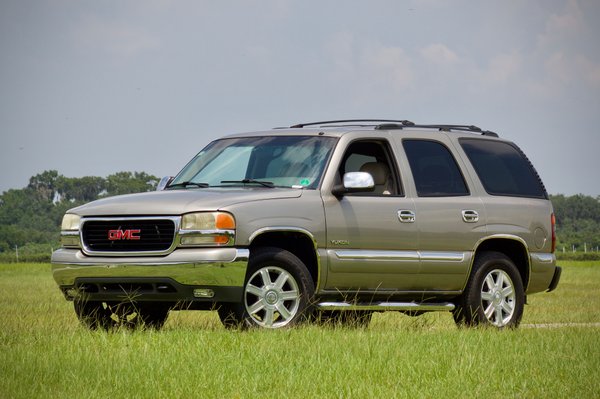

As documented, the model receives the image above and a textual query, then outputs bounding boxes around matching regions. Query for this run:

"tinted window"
[403,140,469,197]
[460,139,547,199]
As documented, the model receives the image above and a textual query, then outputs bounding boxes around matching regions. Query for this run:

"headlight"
[181,212,235,231]
[179,212,235,247]
[60,214,81,248]
[61,214,81,231]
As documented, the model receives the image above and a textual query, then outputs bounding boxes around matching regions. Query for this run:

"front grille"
[82,218,176,253]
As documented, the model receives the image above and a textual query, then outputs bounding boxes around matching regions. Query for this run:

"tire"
[453,251,524,328]
[218,247,315,329]
[74,300,169,330]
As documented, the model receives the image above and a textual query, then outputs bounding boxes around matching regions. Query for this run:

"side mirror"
[332,172,375,196]
[156,176,174,191]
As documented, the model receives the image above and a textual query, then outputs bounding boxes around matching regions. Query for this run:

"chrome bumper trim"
[51,248,249,287]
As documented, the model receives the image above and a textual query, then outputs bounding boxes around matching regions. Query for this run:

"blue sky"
[1,0,599,196]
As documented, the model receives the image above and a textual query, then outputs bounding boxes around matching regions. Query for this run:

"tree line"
[552,194,600,253]
[0,170,158,259]
[0,170,599,260]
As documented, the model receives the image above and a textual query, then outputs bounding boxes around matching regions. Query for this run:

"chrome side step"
[317,301,455,312]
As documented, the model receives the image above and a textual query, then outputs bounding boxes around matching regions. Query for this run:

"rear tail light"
[551,213,556,253]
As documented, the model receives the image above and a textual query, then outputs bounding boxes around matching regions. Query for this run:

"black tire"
[74,300,169,330]
[218,247,315,329]
[453,251,525,328]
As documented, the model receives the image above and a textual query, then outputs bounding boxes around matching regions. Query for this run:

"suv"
[52,119,561,329]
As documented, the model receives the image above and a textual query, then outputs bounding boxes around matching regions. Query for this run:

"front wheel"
[453,251,524,328]
[218,247,315,329]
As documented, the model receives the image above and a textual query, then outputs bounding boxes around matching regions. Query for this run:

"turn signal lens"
[215,213,235,230]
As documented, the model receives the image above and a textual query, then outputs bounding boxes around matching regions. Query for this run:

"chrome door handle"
[398,210,416,223]
[462,210,479,223]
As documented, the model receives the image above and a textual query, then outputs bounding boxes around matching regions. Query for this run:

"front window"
[170,136,337,189]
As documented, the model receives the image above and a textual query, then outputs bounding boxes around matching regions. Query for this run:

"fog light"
[193,288,214,298]
[65,288,79,299]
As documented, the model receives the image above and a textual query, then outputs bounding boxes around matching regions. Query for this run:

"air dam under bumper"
[51,247,249,303]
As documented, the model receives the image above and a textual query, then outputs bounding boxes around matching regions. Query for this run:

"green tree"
[56,176,106,202]
[105,171,158,196]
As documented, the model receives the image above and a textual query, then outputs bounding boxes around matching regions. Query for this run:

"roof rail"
[375,123,499,137]
[290,119,415,128]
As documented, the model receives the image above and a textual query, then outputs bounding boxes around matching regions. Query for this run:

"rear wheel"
[218,247,315,329]
[453,251,524,328]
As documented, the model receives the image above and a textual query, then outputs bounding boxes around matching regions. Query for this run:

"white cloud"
[420,44,459,65]
[361,43,414,91]
[483,52,522,85]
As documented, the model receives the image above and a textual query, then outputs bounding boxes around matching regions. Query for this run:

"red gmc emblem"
[108,229,141,241]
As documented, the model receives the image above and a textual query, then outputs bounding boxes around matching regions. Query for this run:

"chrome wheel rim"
[480,269,516,327]
[244,266,300,328]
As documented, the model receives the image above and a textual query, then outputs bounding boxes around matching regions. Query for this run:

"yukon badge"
[330,239,349,246]
[108,229,141,241]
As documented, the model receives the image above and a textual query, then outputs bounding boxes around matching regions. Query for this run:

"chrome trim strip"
[419,251,465,262]
[179,229,235,236]
[318,301,455,312]
[334,250,465,262]
[61,231,79,237]
[530,252,554,263]
[335,250,419,261]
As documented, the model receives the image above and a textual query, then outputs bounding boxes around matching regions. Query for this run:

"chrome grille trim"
[80,216,181,257]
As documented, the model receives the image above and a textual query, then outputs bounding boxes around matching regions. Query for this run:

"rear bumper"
[547,266,562,292]
[51,247,249,303]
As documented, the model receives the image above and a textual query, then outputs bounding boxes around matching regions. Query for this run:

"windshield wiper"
[167,181,209,189]
[221,179,275,188]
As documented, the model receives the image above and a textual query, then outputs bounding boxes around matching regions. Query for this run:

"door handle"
[398,210,416,223]
[462,210,479,223]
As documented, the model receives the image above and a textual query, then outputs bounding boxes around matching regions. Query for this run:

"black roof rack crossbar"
[376,123,499,137]
[290,119,415,128]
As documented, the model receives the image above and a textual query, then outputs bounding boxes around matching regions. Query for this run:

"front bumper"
[51,247,249,303]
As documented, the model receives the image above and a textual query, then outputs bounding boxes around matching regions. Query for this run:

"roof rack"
[289,119,415,128]
[375,123,499,137]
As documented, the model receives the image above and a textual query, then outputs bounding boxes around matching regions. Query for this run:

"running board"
[317,301,455,312]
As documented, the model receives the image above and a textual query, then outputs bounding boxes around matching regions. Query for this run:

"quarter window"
[460,138,547,199]
[403,140,469,197]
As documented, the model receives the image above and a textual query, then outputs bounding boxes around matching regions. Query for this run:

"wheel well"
[475,238,530,289]
[249,231,319,287]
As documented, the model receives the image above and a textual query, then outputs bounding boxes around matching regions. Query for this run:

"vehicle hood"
[68,188,304,216]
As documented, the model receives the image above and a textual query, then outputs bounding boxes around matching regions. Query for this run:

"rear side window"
[460,139,547,199]
[403,140,469,197]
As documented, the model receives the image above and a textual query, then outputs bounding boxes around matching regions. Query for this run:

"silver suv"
[52,119,561,329]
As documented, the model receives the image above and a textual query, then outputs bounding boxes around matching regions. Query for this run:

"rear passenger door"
[399,138,486,292]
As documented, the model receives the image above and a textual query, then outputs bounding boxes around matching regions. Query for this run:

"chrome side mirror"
[332,172,375,196]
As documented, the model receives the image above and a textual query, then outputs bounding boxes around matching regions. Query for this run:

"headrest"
[360,162,389,185]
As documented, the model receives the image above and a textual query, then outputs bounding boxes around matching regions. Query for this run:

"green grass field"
[1,262,599,398]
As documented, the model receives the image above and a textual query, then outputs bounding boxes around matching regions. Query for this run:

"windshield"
[169,136,337,189]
